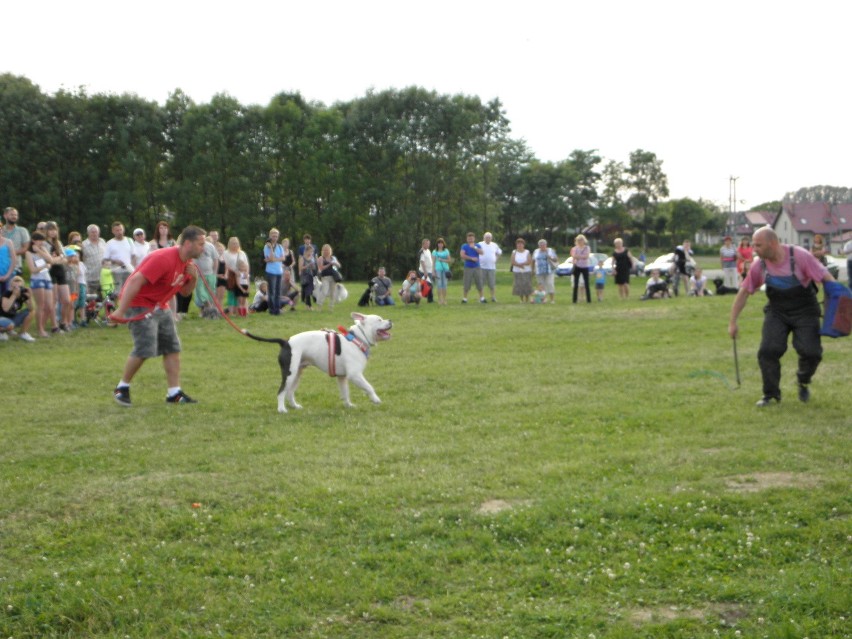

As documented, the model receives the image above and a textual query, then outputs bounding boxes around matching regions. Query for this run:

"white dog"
[246,312,392,413]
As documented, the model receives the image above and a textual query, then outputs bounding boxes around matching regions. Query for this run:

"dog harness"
[321,326,370,377]
[337,325,371,357]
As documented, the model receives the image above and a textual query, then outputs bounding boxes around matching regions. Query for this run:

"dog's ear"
[351,312,366,322]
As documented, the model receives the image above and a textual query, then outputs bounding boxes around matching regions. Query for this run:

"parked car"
[824,254,841,279]
[555,252,608,277]
[601,255,645,276]
[643,252,695,277]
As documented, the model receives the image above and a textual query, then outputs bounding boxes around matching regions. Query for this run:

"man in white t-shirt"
[103,221,134,293]
[417,238,434,303]
[478,232,502,302]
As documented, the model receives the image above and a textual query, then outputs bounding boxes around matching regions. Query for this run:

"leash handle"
[108,310,153,324]
[732,337,741,387]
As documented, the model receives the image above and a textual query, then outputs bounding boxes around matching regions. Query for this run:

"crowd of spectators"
[6,205,846,346]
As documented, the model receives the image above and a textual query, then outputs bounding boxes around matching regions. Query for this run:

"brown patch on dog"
[629,603,746,626]
[476,499,532,515]
[725,472,820,493]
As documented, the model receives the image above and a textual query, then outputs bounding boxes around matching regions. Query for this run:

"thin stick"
[732,337,741,388]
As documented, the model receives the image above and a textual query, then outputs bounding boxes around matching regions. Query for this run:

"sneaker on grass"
[166,390,197,404]
[114,386,131,407]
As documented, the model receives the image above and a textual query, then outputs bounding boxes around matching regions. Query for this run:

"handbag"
[331,267,343,283]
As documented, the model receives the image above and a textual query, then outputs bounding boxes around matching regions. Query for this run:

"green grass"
[1,272,849,638]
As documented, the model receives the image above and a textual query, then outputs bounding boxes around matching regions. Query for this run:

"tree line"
[1,73,724,278]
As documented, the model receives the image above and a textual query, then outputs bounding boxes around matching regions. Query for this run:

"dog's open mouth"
[376,328,392,341]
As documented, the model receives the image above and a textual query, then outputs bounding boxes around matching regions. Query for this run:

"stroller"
[84,268,118,326]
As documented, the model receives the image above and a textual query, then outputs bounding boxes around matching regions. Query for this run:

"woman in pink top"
[570,234,592,303]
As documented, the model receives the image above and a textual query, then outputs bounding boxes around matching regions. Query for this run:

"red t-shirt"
[127,246,194,309]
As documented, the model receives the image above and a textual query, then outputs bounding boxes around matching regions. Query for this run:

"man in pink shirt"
[728,226,834,407]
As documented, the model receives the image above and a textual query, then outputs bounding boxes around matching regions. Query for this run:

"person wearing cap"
[131,227,151,269]
[720,235,738,289]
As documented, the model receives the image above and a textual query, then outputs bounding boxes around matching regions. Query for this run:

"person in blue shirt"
[263,228,285,315]
[594,261,606,302]
[459,232,484,303]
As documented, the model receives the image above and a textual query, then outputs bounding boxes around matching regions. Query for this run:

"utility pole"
[728,176,739,236]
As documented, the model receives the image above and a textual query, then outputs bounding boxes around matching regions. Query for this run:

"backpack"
[821,280,852,338]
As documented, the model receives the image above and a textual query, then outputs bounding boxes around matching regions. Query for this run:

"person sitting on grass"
[250,280,269,313]
[279,269,299,311]
[641,269,670,300]
[690,268,712,296]
[370,266,395,306]
[399,270,422,305]
[0,275,36,342]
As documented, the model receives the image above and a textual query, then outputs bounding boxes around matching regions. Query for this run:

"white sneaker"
[0,332,8,341]
[18,332,36,343]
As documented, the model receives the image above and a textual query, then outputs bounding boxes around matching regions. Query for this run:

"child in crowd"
[689,267,712,297]
[250,280,269,313]
[71,250,88,326]
[641,269,670,300]
[594,262,606,302]
[531,284,547,304]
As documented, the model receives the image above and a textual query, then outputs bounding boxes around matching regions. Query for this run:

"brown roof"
[745,210,777,226]
[778,202,852,233]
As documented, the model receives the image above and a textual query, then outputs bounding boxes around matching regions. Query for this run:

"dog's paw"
[292,403,303,410]
[371,396,382,404]
[277,406,288,414]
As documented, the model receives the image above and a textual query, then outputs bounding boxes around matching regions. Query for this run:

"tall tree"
[0,74,54,218]
[625,149,669,251]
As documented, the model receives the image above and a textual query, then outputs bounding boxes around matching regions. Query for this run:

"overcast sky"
[4,0,849,211]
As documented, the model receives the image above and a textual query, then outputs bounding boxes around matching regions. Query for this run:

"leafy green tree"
[668,198,707,241]
[625,149,669,251]
[560,149,601,233]
[0,74,54,218]
[164,93,263,241]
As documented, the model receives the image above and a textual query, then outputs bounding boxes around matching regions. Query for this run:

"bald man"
[729,226,835,406]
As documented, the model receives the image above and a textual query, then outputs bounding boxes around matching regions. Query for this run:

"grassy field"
[1,271,849,638]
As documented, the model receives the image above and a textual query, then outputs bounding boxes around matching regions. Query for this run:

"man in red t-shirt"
[112,225,208,406]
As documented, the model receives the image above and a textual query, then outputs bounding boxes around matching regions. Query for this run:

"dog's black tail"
[244,331,288,347]
[245,331,293,395]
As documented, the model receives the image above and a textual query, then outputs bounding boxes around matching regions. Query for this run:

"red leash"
[108,263,251,338]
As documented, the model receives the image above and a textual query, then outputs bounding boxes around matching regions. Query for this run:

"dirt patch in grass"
[629,603,747,626]
[725,472,820,493]
[476,499,532,515]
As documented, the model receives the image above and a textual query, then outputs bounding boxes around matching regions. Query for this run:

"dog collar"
[337,326,370,357]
